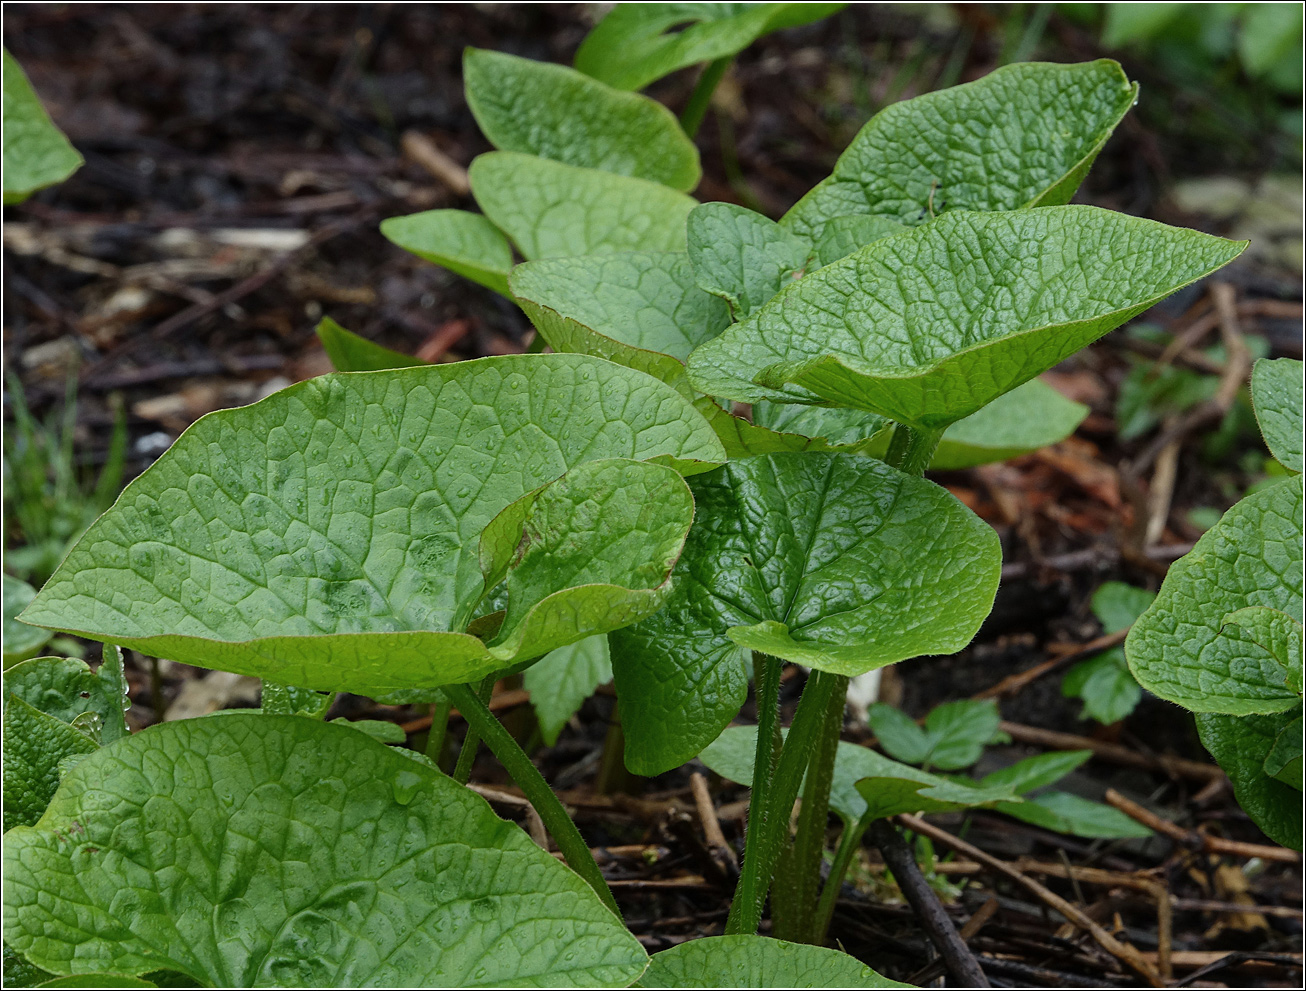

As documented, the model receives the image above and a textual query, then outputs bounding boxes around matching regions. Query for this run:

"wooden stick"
[972,628,1127,700]
[899,814,1163,987]
[1000,721,1224,781]
[690,772,738,869]
[1105,788,1301,863]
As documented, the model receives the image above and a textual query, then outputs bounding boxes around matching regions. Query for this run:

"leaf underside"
[1196,709,1303,849]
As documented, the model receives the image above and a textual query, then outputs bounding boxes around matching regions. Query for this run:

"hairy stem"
[732,653,784,930]
[727,668,840,935]
[680,56,733,138]
[443,682,621,917]
[888,425,944,477]
[452,675,495,784]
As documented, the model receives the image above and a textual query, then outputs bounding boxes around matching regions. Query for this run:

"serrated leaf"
[1196,709,1303,849]
[1091,581,1156,633]
[612,453,1000,774]
[813,215,905,267]
[782,60,1137,238]
[4,575,51,665]
[575,3,847,92]
[525,635,612,746]
[1126,475,1303,715]
[1062,650,1142,724]
[700,726,1016,827]
[635,935,908,988]
[1251,357,1303,473]
[2,50,83,204]
[379,209,513,296]
[688,207,1246,428]
[2,715,648,986]
[471,152,696,259]
[993,790,1153,839]
[22,355,724,698]
[2,695,97,831]
[5,655,128,745]
[980,751,1093,794]
[315,317,424,372]
[686,203,813,320]
[464,48,700,191]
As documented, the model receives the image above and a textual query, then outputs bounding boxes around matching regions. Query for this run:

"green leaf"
[2,715,649,986]
[1220,606,1303,694]
[688,207,1246,428]
[1196,709,1303,849]
[5,655,129,744]
[993,791,1153,839]
[379,209,513,296]
[525,635,612,746]
[635,935,908,988]
[1091,581,1156,633]
[261,682,332,718]
[37,976,156,988]
[1101,4,1186,48]
[612,453,1000,774]
[575,3,847,92]
[22,355,724,698]
[4,575,51,665]
[686,203,813,320]
[1264,713,1303,789]
[315,317,424,372]
[6,942,53,987]
[1126,475,1303,715]
[2,695,97,831]
[864,705,929,765]
[979,751,1092,794]
[464,48,699,191]
[2,50,83,204]
[329,717,406,744]
[813,215,905,267]
[868,700,1000,771]
[1239,3,1304,78]
[1062,650,1142,724]
[782,60,1137,238]
[699,726,1016,827]
[470,152,696,259]
[1251,358,1303,473]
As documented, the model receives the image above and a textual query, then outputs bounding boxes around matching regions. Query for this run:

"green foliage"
[635,935,908,988]
[314,317,425,372]
[867,699,1001,771]
[380,209,514,296]
[613,453,1000,774]
[575,3,847,92]
[524,635,612,746]
[2,715,648,987]
[1126,357,1303,848]
[2,49,83,204]
[1062,582,1153,724]
[4,575,51,665]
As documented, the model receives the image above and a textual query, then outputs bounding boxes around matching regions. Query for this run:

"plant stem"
[732,653,784,929]
[775,673,847,941]
[680,56,732,138]
[810,813,873,943]
[887,424,944,477]
[425,691,452,767]
[726,668,840,935]
[443,681,621,917]
[452,675,495,784]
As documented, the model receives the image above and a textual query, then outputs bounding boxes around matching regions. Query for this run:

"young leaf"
[635,935,907,988]
[1126,475,1303,715]
[782,60,1137,238]
[470,152,696,259]
[2,715,649,986]
[1251,357,1303,473]
[3,50,83,204]
[864,704,929,766]
[524,635,612,746]
[5,655,128,744]
[993,791,1153,840]
[918,699,1001,771]
[314,317,425,372]
[575,3,847,92]
[21,356,724,698]
[1062,650,1143,724]
[4,574,51,665]
[1196,709,1303,849]
[688,207,1246,427]
[379,209,513,296]
[612,453,1001,774]
[464,48,700,191]
[979,750,1093,794]
[699,726,1016,827]
[686,203,813,320]
[1091,581,1157,634]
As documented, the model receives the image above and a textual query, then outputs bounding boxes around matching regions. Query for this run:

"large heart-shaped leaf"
[1196,709,1303,849]
[1126,475,1303,715]
[575,3,847,92]
[636,935,907,988]
[3,715,648,986]
[612,453,1000,774]
[464,48,700,191]
[1251,357,1303,473]
[699,726,1016,827]
[688,207,1246,428]
[22,356,724,697]
[3,50,83,204]
[380,209,514,297]
[782,60,1137,238]
[470,152,696,259]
